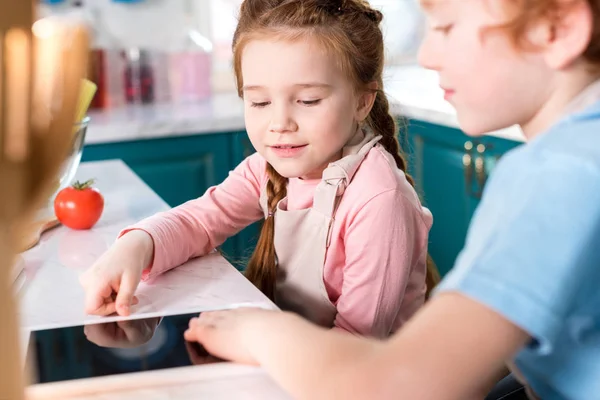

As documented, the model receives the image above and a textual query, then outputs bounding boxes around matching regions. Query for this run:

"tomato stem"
[71,179,95,190]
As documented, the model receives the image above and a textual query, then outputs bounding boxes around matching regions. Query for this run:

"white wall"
[39,0,424,92]
[39,0,210,50]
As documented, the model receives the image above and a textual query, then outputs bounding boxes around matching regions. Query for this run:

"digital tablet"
[26,311,227,388]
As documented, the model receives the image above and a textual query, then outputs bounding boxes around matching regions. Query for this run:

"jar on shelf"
[122,47,155,104]
[168,0,213,104]
[83,1,125,109]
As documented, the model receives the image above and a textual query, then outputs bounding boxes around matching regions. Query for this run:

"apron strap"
[313,134,382,217]
[313,134,382,247]
[312,167,347,219]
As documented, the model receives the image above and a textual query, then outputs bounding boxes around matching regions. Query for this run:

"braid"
[245,163,288,299]
[265,163,288,211]
[368,81,414,187]
[368,82,441,296]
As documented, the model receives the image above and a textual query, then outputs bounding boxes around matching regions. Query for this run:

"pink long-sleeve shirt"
[122,145,432,338]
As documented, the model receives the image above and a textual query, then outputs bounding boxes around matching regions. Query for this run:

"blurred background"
[39,0,425,104]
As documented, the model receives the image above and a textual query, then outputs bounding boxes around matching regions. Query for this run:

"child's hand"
[184,308,276,366]
[79,230,154,316]
[184,340,225,365]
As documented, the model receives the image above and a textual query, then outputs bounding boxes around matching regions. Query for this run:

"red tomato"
[54,179,104,230]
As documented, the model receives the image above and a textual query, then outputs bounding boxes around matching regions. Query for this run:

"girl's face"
[418,0,555,137]
[241,36,373,180]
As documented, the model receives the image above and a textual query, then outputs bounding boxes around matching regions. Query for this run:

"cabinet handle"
[463,153,472,194]
[475,156,486,193]
[463,141,474,196]
[474,142,490,198]
[464,140,495,199]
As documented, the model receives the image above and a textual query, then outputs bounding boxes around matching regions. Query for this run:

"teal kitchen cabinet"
[82,132,258,269]
[82,133,233,207]
[227,132,262,270]
[402,120,521,276]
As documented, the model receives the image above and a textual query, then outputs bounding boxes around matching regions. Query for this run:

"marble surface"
[86,92,246,144]
[18,160,287,399]
[18,159,276,332]
[85,66,525,145]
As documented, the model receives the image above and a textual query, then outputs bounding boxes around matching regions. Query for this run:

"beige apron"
[506,78,600,400]
[260,131,381,328]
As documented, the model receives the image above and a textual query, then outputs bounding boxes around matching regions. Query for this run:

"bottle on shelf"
[122,47,155,105]
[168,0,213,104]
[83,1,125,109]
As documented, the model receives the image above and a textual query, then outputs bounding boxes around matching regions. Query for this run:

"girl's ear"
[355,81,378,122]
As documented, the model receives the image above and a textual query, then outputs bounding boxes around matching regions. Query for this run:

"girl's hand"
[183,307,278,366]
[79,230,154,316]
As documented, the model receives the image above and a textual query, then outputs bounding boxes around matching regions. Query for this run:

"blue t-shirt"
[437,100,600,399]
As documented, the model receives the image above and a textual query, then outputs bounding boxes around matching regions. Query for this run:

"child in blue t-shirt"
[183,1,600,399]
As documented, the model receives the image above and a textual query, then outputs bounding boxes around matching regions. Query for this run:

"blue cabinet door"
[82,133,233,208]
[407,122,478,276]
[404,120,521,276]
[225,132,262,271]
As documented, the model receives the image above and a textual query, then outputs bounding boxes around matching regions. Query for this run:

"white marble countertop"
[85,65,525,145]
[18,160,289,399]
[85,92,246,144]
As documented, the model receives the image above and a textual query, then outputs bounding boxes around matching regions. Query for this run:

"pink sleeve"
[119,153,267,281]
[333,189,429,338]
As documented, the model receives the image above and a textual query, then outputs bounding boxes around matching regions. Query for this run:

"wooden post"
[0,235,25,400]
[0,3,34,399]
[0,2,88,398]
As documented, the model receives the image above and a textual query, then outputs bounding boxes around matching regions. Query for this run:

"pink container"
[169,50,212,103]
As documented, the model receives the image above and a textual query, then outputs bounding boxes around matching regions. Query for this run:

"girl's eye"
[299,99,321,106]
[433,24,454,35]
[250,101,270,108]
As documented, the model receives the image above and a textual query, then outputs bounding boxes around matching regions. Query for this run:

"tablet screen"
[27,312,226,384]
